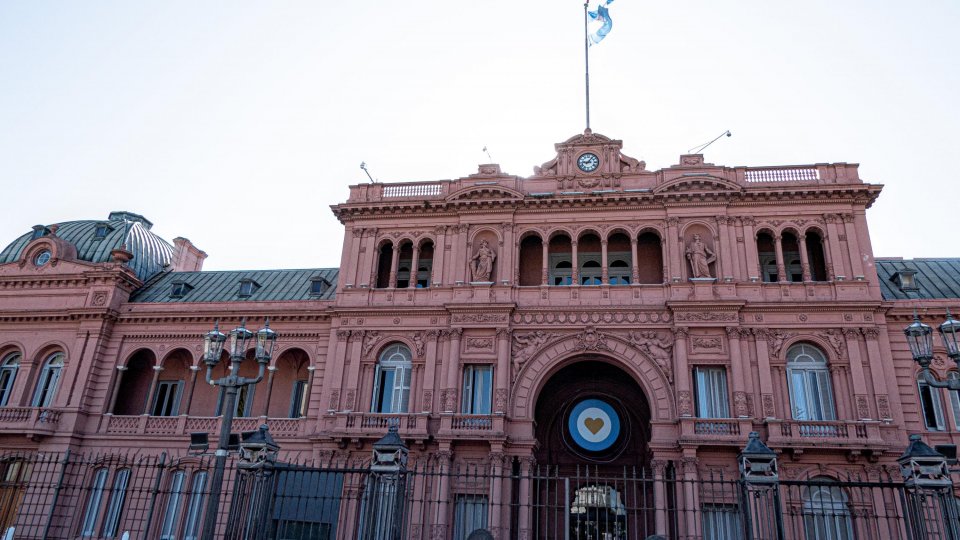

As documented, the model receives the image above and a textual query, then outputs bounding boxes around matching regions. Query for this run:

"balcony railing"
[331,412,429,440]
[678,417,753,445]
[98,414,307,438]
[693,419,741,436]
[765,419,885,452]
[0,407,62,437]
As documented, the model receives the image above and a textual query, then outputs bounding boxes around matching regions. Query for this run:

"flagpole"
[583,2,591,131]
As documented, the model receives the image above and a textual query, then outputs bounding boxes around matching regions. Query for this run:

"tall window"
[371,344,411,413]
[786,344,836,421]
[152,380,184,416]
[160,470,187,540]
[694,367,730,418]
[101,468,131,538]
[702,504,742,540]
[453,495,488,540]
[608,258,631,285]
[80,468,109,537]
[289,379,309,418]
[461,365,492,414]
[0,353,20,406]
[183,471,208,540]
[32,352,64,407]
[216,384,254,417]
[949,372,960,430]
[918,375,946,431]
[802,480,853,540]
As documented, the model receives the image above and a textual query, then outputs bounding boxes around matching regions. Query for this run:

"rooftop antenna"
[482,146,494,162]
[687,130,732,154]
[360,161,377,183]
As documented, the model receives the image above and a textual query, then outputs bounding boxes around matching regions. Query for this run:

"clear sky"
[1,1,957,271]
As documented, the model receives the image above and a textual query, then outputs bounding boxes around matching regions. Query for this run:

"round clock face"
[34,250,51,266]
[577,153,600,172]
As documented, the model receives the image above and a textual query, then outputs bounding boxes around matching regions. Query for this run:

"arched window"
[32,352,64,408]
[757,232,777,282]
[0,352,20,406]
[160,470,187,539]
[918,374,946,431]
[609,259,631,285]
[948,372,960,430]
[372,344,412,413]
[183,471,208,540]
[802,480,853,540]
[786,344,836,421]
[102,468,131,538]
[80,468,109,537]
[580,260,602,285]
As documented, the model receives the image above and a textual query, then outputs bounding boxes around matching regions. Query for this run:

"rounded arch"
[516,229,545,243]
[0,342,24,361]
[605,226,632,240]
[375,238,395,251]
[414,235,436,250]
[780,224,803,237]
[546,228,575,242]
[801,224,828,237]
[467,227,502,245]
[780,337,837,364]
[678,220,718,238]
[754,226,777,239]
[637,225,665,239]
[160,347,195,370]
[121,347,158,368]
[575,228,604,242]
[512,334,674,421]
[370,338,416,362]
[275,346,310,370]
[31,341,70,366]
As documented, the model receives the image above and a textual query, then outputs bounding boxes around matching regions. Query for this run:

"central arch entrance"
[532,358,654,539]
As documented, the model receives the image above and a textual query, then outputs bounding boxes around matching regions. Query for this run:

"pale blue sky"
[1,1,957,270]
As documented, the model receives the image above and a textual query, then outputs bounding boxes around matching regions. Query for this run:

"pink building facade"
[1,132,959,538]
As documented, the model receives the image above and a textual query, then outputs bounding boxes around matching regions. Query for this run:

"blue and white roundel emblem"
[568,399,620,452]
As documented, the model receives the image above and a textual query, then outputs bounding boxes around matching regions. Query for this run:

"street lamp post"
[905,309,960,389]
[199,318,277,540]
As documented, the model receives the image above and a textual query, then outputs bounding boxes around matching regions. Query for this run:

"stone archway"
[511,329,674,422]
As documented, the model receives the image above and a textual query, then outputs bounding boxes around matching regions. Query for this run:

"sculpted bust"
[470,239,496,282]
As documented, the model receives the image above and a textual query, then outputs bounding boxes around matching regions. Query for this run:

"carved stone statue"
[685,233,716,278]
[470,239,496,282]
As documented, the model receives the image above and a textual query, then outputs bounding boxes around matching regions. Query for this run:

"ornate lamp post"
[905,310,960,389]
[199,318,277,540]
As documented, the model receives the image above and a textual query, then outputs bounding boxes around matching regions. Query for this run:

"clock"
[577,153,600,172]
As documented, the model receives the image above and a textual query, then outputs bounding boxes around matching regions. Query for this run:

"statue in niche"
[470,239,496,282]
[685,233,716,279]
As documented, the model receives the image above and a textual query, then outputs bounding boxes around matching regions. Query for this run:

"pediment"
[654,175,742,194]
[445,185,525,202]
[534,130,646,177]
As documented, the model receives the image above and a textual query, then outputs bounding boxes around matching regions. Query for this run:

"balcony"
[0,407,63,439]
[439,414,504,437]
[327,413,430,442]
[765,419,888,458]
[678,418,754,446]
[96,414,308,438]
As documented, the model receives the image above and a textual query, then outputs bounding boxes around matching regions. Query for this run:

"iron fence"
[1,451,959,540]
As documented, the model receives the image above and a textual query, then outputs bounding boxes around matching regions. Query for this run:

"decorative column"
[861,327,892,421]
[501,223,514,285]
[262,366,277,417]
[388,244,401,289]
[629,236,640,283]
[752,329,776,419]
[183,365,200,415]
[571,240,579,285]
[342,330,365,412]
[422,331,440,413]
[823,214,846,280]
[443,329,463,413]
[305,365,316,415]
[682,456,701,538]
[432,448,453,540]
[842,213,866,279]
[432,226,447,287]
[798,234,812,282]
[876,324,905,423]
[716,218,733,281]
[320,329,350,413]
[665,217,680,280]
[651,459,668,536]
[741,217,761,281]
[488,451,505,537]
[454,224,469,284]
[349,228,367,287]
[773,234,787,283]
[517,455,534,540]
[541,239,550,285]
[726,217,743,280]
[674,327,693,417]
[726,328,749,418]
[842,328,871,420]
[143,365,163,415]
[600,239,609,284]
[408,245,420,288]
[495,328,510,414]
[107,365,128,414]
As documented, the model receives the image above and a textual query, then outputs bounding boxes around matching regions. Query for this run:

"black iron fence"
[1,449,959,539]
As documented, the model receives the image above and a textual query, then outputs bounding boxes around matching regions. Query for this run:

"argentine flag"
[588,0,615,46]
